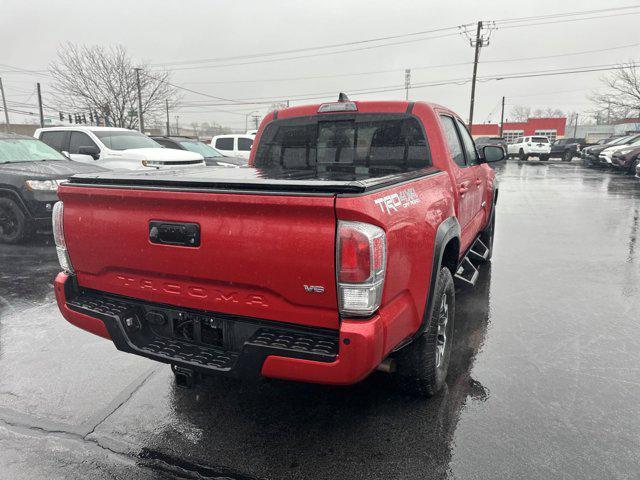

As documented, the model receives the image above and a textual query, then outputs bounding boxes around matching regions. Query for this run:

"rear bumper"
[54,273,408,385]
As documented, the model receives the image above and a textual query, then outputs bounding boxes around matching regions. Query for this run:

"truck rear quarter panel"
[336,170,454,352]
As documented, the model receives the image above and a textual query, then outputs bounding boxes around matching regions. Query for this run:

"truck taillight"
[52,202,74,273]
[337,221,386,317]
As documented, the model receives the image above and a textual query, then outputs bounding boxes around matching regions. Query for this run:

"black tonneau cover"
[67,166,441,194]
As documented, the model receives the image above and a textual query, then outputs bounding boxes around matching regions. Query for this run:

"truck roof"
[274,100,447,119]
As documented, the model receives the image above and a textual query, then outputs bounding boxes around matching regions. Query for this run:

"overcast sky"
[2,0,639,130]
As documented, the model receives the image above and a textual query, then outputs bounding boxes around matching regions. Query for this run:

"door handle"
[458,183,469,194]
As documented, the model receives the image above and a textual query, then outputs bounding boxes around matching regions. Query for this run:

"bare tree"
[590,62,640,122]
[49,43,178,130]
[509,105,531,122]
[532,107,564,118]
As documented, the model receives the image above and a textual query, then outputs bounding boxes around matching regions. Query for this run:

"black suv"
[151,136,247,167]
[0,133,106,243]
[549,138,584,162]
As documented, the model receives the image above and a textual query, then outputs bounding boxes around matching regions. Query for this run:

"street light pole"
[37,82,44,128]
[499,96,505,137]
[134,68,144,133]
[0,77,10,132]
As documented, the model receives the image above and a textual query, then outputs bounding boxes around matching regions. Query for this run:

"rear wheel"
[562,150,573,162]
[393,267,455,397]
[629,157,640,175]
[518,149,528,162]
[0,198,27,244]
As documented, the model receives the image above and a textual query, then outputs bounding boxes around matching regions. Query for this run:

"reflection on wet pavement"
[0,161,639,479]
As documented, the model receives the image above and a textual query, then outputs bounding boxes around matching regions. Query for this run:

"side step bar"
[454,237,488,287]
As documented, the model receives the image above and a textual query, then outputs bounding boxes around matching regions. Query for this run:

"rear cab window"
[215,138,234,151]
[254,114,431,178]
[532,137,549,143]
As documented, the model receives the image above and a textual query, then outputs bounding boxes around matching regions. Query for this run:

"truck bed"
[67,166,441,194]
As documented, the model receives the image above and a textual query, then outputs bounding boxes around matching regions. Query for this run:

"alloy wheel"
[435,293,449,368]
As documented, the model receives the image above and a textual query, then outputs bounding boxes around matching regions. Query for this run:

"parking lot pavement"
[1,161,639,479]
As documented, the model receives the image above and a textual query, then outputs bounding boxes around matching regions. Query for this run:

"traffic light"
[68,114,72,123]
[89,112,94,124]
[59,112,64,121]
[82,113,87,124]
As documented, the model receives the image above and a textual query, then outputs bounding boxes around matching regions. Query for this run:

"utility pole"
[252,114,260,130]
[165,99,170,136]
[0,77,10,132]
[573,113,579,138]
[175,116,180,135]
[36,82,44,128]
[134,67,144,133]
[468,21,483,128]
[499,96,505,137]
[404,69,411,101]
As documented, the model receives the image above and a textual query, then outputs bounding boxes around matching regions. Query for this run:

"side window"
[238,137,253,151]
[215,138,234,151]
[455,119,478,165]
[439,115,466,167]
[39,131,66,152]
[68,132,98,154]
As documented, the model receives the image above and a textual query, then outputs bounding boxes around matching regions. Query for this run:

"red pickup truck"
[52,98,504,396]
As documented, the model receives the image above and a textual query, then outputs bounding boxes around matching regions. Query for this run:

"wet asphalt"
[1,160,639,479]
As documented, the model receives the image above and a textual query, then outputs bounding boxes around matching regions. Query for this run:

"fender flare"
[0,187,30,216]
[419,216,461,336]
[484,185,498,232]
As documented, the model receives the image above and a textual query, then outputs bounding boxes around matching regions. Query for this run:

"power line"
[497,10,640,30]
[149,6,640,72]
[176,40,640,88]
[494,4,640,24]
[168,61,639,108]
[152,25,467,67]
[151,32,462,72]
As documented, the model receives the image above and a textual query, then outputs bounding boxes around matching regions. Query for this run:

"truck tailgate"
[59,186,339,330]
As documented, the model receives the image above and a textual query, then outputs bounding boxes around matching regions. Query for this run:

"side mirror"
[481,145,506,163]
[78,145,100,160]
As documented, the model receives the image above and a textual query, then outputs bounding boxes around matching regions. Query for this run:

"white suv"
[34,127,205,170]
[211,134,254,160]
[507,136,551,161]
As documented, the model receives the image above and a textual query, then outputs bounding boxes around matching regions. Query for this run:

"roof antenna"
[338,92,350,102]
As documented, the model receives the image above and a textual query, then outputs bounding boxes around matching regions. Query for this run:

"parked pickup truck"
[52,98,504,396]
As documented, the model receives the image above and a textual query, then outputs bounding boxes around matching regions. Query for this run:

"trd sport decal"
[374,188,420,214]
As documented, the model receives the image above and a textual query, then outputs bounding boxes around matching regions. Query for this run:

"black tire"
[480,208,495,261]
[518,149,527,162]
[0,198,27,244]
[393,267,455,397]
[629,157,640,175]
[562,150,573,162]
[539,155,549,161]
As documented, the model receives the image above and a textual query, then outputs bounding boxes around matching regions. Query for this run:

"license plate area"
[172,312,224,347]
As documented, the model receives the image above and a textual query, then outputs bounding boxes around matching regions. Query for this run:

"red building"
[471,118,566,143]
